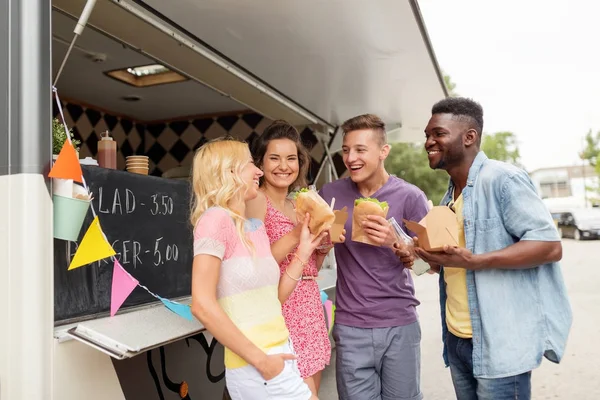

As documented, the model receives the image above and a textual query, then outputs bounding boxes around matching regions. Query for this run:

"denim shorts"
[225,341,312,400]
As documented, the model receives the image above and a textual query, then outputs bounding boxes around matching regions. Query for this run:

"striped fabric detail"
[194,207,289,368]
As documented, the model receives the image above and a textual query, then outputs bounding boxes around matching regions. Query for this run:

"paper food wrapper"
[295,189,336,236]
[330,207,348,243]
[352,201,389,246]
[403,206,459,252]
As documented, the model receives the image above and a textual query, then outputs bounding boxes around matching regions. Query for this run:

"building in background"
[530,164,599,210]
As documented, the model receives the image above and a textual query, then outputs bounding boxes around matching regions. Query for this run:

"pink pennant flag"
[110,260,139,317]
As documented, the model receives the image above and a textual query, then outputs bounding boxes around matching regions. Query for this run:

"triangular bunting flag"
[69,216,116,270]
[324,300,334,334]
[49,140,83,183]
[320,290,328,304]
[160,297,193,321]
[110,260,139,317]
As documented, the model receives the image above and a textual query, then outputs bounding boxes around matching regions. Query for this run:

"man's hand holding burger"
[362,215,396,248]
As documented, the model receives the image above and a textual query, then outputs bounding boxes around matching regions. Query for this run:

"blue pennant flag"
[160,297,193,321]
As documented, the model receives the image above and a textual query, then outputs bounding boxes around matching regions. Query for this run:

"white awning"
[53,0,446,142]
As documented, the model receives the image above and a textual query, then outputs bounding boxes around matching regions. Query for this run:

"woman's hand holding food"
[296,213,328,260]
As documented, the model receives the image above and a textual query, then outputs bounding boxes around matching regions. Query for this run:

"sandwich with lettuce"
[294,187,336,236]
[352,197,390,246]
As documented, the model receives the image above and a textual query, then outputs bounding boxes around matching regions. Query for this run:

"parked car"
[556,208,600,240]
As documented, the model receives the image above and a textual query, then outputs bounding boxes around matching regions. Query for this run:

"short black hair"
[431,97,484,138]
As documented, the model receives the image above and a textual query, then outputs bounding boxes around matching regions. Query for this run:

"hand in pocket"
[256,353,296,381]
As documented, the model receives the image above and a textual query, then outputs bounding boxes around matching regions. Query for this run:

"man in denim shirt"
[416,97,572,400]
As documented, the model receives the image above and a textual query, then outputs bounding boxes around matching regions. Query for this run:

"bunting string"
[52,86,191,319]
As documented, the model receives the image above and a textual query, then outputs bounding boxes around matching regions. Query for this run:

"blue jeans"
[446,332,531,400]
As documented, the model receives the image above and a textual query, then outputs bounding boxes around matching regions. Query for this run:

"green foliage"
[385,142,449,204]
[581,130,600,204]
[52,118,80,155]
[443,73,458,97]
[481,131,522,167]
[581,129,600,169]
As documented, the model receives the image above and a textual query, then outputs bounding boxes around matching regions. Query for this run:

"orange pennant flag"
[69,216,116,270]
[49,140,83,183]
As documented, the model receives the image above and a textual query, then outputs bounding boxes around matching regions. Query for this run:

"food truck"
[0,0,447,398]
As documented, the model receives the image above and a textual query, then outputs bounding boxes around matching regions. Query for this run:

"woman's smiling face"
[261,138,300,190]
[240,155,264,201]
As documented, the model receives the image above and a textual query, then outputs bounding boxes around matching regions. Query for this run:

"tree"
[385,143,449,203]
[444,73,458,97]
[481,131,522,166]
[581,129,600,169]
[580,130,600,204]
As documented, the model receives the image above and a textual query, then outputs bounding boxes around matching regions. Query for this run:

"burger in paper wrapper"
[352,197,389,246]
[295,188,336,236]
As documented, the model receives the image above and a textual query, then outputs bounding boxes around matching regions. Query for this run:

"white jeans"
[225,341,312,400]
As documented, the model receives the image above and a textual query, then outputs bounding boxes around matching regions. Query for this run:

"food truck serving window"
[56,299,202,359]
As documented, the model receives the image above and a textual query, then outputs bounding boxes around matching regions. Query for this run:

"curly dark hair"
[251,120,310,191]
[432,97,484,143]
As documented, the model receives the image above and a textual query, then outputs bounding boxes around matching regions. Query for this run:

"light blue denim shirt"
[438,151,572,379]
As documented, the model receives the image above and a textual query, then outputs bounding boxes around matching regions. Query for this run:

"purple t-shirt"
[320,176,429,328]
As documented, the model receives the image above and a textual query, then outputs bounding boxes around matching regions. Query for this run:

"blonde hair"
[190,138,254,251]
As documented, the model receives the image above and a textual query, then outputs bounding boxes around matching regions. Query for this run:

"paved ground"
[319,239,600,399]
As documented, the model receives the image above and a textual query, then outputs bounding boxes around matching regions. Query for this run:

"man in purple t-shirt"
[320,114,428,400]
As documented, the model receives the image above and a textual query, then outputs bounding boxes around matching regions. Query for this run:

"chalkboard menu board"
[54,166,193,324]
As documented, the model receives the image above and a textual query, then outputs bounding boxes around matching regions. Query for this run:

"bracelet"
[286,252,309,267]
[285,267,302,282]
[284,252,308,282]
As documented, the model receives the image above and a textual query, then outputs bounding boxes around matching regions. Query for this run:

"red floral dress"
[264,196,331,378]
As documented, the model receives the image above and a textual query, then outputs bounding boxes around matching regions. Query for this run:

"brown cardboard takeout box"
[330,207,348,243]
[403,206,459,252]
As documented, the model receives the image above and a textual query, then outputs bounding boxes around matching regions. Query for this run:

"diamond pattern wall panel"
[54,102,325,181]
[53,102,145,170]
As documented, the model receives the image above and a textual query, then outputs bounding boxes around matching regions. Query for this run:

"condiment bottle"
[97,130,117,169]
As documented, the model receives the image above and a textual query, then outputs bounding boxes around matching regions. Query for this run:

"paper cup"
[127,167,149,175]
[52,178,73,198]
[53,194,91,241]
[126,156,149,162]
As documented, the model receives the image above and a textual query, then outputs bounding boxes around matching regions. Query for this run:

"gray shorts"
[333,321,423,400]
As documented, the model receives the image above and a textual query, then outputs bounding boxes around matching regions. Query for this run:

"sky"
[419,0,600,172]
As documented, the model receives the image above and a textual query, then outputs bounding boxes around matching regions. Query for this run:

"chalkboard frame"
[54,166,194,325]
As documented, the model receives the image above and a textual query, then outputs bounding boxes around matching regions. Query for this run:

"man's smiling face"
[424,113,474,170]
[342,129,389,184]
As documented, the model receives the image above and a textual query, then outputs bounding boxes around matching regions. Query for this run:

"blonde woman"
[190,138,324,400]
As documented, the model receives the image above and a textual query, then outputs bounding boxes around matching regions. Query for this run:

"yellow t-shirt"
[443,192,473,338]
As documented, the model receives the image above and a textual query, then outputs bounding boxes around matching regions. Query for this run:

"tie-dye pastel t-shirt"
[193,207,289,369]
